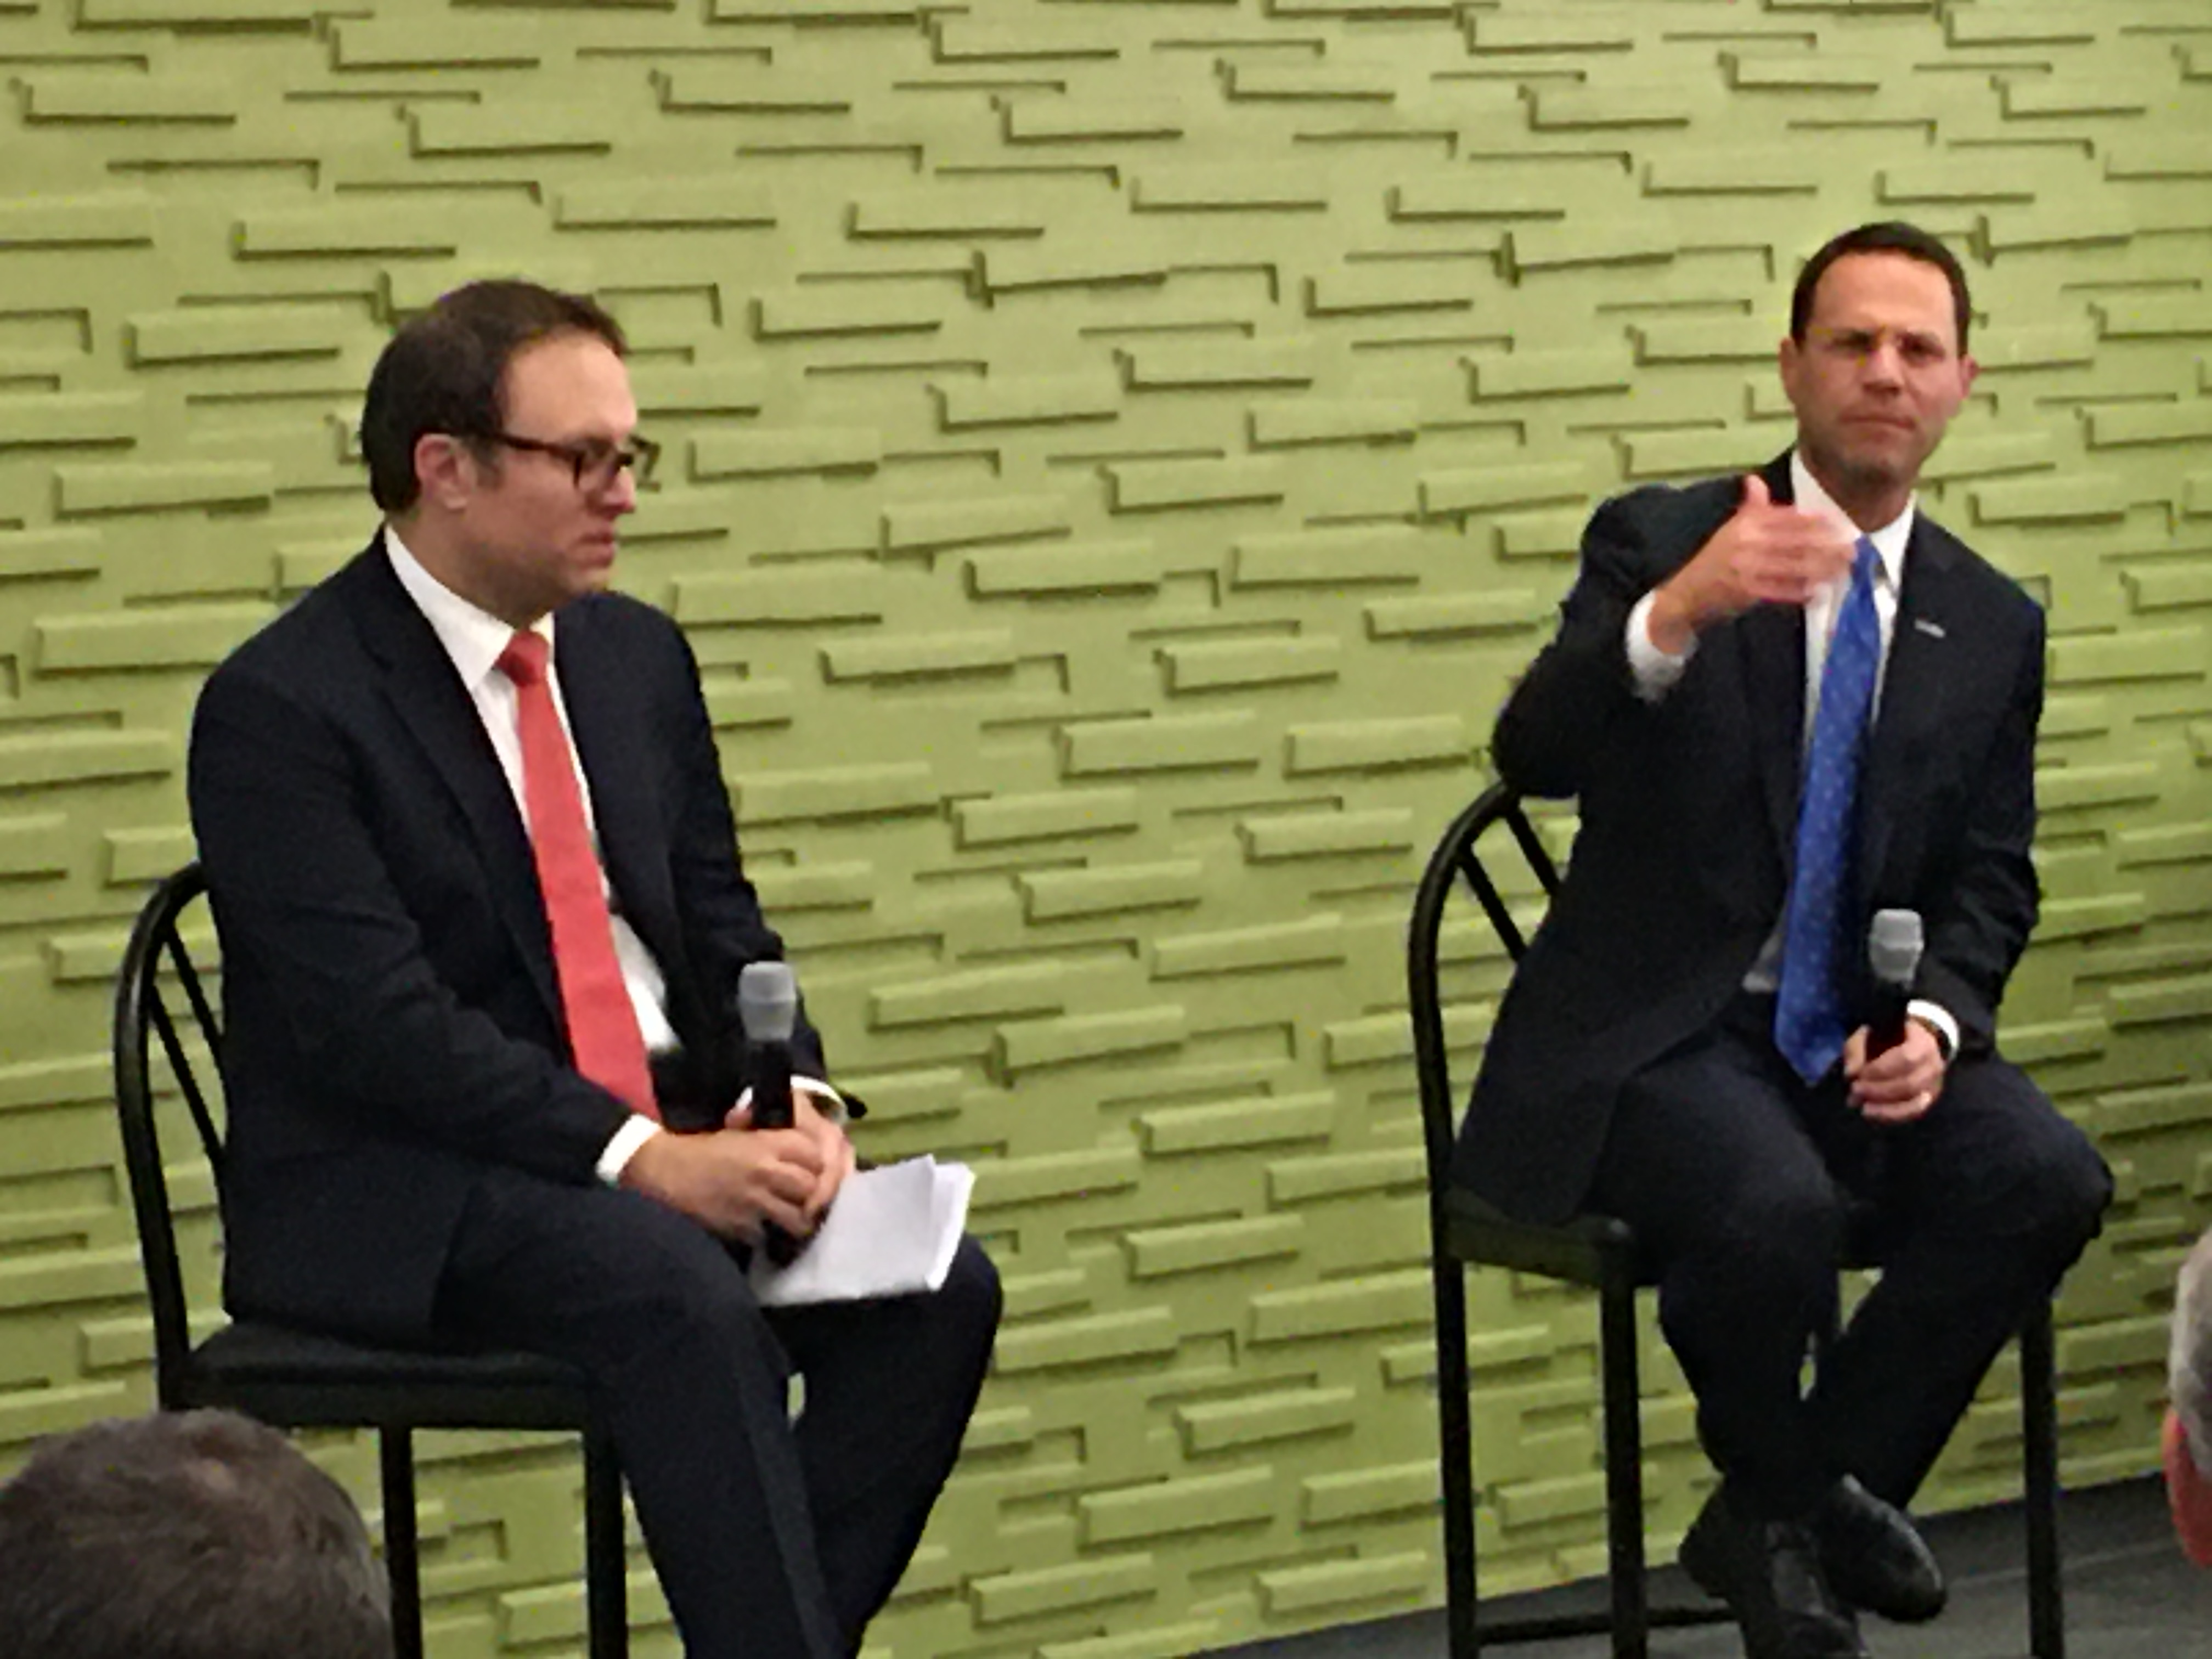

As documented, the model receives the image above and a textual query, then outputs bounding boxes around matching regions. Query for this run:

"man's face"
[449,331,640,627]
[1779,251,1977,505]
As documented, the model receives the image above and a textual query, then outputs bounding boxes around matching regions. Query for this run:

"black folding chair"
[1408,782,2064,1659]
[112,861,633,1659]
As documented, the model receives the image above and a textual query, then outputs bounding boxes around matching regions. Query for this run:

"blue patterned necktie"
[1774,537,1883,1084]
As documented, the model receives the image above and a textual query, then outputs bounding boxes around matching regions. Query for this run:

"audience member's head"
[0,1409,392,1658]
[2167,1227,2212,1565]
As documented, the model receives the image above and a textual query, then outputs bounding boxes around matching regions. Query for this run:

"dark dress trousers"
[189,540,1000,1658]
[1453,455,2109,1513]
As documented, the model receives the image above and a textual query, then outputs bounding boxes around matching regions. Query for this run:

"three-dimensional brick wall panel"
[1,1,2208,1655]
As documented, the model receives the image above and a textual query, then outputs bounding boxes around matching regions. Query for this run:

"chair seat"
[185,1320,595,1432]
[1441,1188,1640,1288]
[1444,1187,1895,1290]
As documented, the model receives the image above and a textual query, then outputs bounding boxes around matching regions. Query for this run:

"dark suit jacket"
[1452,453,2046,1225]
[188,538,826,1344]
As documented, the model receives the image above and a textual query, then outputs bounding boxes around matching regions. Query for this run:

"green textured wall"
[2,0,2209,1653]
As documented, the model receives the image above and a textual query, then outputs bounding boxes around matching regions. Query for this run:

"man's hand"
[1645,475,1856,652]
[726,1080,854,1228]
[620,1122,825,1242]
[1842,1019,1948,1125]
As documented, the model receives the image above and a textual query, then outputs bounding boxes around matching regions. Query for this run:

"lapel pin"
[1913,618,1946,640]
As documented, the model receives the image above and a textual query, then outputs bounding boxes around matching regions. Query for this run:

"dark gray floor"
[1226,1478,2212,1659]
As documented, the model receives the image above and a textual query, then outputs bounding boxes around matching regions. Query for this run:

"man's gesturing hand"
[1645,475,1856,653]
[621,1122,826,1242]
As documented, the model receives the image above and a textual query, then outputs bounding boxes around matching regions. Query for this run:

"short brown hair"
[359,279,627,513]
[0,1410,392,1659]
[1790,222,1973,354]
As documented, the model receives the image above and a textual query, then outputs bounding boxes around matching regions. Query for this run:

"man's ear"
[413,432,475,512]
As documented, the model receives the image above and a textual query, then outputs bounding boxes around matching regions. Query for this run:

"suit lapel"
[556,605,692,1024]
[1740,605,1806,864]
[346,541,561,1023]
[1739,454,1808,862]
[1858,518,1956,903]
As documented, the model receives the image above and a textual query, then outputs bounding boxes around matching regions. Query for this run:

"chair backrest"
[111,861,225,1407]
[1406,782,1561,1195]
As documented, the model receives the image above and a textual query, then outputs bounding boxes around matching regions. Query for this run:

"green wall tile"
[970,1552,1158,1624]
[1177,1386,1359,1454]
[998,1007,1188,1074]
[1079,1466,1276,1542]
[994,1310,1180,1375]
[1020,861,1206,922]
[1122,1216,1304,1279]
[1255,1550,1427,1616]
[55,462,273,514]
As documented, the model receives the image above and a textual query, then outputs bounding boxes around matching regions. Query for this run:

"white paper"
[748,1156,975,1307]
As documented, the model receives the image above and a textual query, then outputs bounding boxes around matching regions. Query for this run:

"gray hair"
[0,1409,392,1659]
[2173,1228,2212,1473]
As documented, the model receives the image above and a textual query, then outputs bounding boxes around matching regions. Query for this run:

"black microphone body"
[1860,910,1924,1198]
[1865,981,1913,1059]
[748,1033,795,1131]
[737,962,804,1267]
[747,1035,801,1267]
[1865,909,1924,1060]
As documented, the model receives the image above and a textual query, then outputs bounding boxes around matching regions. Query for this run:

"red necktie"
[497,631,658,1120]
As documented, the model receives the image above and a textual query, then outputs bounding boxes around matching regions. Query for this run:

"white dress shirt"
[385,530,670,1179]
[1620,455,1960,1057]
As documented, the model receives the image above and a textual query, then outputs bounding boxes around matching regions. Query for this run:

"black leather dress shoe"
[1813,1476,1946,1623]
[1680,1487,1869,1659]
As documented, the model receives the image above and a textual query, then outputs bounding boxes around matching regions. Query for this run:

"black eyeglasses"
[479,431,660,492]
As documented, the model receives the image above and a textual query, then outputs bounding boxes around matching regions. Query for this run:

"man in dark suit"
[1453,224,2111,1659]
[189,280,1001,1659]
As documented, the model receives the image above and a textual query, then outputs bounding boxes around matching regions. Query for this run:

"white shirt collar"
[1790,450,1914,592]
[383,525,553,689]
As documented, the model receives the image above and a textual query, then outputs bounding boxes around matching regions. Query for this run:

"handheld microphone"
[736,961,802,1266]
[1866,909,1923,1059]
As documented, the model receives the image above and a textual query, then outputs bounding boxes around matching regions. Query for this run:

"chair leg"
[1599,1273,1647,1659]
[2021,1300,2064,1659]
[380,1427,424,1659]
[584,1423,629,1659]
[1432,1255,1479,1659]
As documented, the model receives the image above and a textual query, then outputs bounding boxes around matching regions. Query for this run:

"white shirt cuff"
[1625,590,1696,702]
[731,1076,849,1125]
[795,1076,848,1124]
[600,1079,847,1186]
[596,1115,663,1186]
[1906,1000,1960,1062]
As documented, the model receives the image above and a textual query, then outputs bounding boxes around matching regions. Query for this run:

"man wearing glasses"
[189,281,1001,1659]
[1454,224,2110,1659]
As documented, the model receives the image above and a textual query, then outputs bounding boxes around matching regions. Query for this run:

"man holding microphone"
[1454,223,2111,1659]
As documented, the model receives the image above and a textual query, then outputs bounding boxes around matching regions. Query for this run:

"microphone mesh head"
[1868,909,1925,985]
[737,961,799,1042]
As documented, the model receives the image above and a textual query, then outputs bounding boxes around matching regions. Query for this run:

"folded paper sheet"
[748,1156,975,1307]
